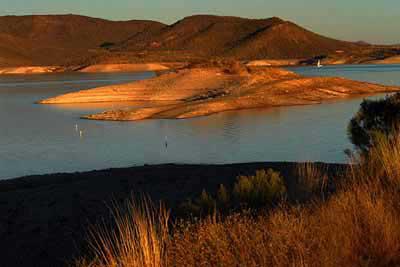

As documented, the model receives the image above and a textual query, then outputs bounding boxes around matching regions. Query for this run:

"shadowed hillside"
[0,14,371,67]
[0,14,165,66]
[114,15,360,60]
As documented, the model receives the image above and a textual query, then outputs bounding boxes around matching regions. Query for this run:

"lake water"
[1,64,400,179]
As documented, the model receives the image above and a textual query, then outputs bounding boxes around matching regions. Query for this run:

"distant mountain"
[0,14,165,66]
[0,14,366,66]
[114,15,360,60]
[355,41,372,46]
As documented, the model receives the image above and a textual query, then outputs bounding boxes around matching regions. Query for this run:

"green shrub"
[217,184,230,207]
[198,189,216,214]
[348,93,400,152]
[233,169,286,208]
[179,190,216,216]
[179,169,286,216]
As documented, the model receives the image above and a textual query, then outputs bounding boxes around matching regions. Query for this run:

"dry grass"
[169,178,400,267]
[79,198,169,267]
[77,133,400,267]
[295,162,329,199]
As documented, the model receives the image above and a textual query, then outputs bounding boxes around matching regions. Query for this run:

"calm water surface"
[1,65,400,179]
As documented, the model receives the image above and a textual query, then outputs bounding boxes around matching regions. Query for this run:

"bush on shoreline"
[348,92,400,152]
[179,169,286,216]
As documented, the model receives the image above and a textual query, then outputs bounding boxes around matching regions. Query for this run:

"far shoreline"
[1,60,400,75]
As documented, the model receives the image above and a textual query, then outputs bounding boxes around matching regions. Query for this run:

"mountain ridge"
[0,14,370,66]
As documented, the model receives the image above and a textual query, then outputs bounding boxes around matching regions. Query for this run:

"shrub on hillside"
[348,93,400,152]
[180,169,286,216]
[233,169,286,208]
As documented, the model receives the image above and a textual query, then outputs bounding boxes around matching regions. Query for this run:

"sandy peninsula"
[77,63,170,73]
[0,66,61,74]
[245,59,300,67]
[39,63,400,121]
[367,55,400,64]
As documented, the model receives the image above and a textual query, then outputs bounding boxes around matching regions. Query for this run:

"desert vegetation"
[75,134,400,267]
[179,169,287,216]
[72,94,400,267]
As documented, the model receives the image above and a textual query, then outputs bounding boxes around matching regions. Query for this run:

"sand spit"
[367,55,400,64]
[39,66,400,121]
[78,63,170,73]
[246,59,300,67]
[0,66,61,74]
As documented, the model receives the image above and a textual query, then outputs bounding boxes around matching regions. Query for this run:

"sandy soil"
[367,55,400,64]
[78,63,170,73]
[39,66,400,121]
[246,59,300,66]
[0,162,345,267]
[0,66,61,74]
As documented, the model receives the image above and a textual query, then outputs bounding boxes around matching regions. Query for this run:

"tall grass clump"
[364,132,400,184]
[80,198,170,267]
[295,162,329,199]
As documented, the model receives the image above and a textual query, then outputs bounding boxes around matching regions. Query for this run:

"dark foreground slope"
[0,162,345,267]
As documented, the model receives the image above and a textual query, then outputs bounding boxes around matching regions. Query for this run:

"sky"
[1,0,399,44]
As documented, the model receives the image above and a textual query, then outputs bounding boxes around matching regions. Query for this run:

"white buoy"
[75,124,79,132]
[79,130,83,138]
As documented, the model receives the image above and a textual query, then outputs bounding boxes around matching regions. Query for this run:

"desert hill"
[113,15,360,60]
[0,14,165,66]
[0,14,372,67]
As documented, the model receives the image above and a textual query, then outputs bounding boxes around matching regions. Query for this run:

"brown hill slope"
[0,14,165,66]
[0,14,370,66]
[112,15,361,60]
[226,22,360,59]
[115,16,286,55]
[0,33,31,66]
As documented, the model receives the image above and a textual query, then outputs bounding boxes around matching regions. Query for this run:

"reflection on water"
[47,101,178,112]
[1,65,400,179]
